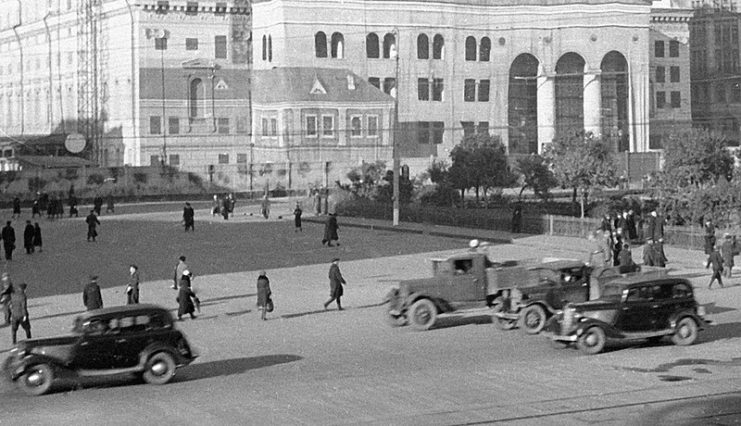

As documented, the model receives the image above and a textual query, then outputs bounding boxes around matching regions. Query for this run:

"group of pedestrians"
[0,220,42,260]
[704,218,739,289]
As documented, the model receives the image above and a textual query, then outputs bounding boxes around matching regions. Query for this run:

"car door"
[616,286,655,332]
[557,266,590,305]
[650,283,675,331]
[113,315,149,367]
[448,258,480,304]
[73,318,120,370]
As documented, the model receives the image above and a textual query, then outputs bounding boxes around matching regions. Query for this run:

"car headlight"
[697,306,707,317]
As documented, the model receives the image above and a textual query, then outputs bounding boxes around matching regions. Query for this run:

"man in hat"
[83,275,103,310]
[1,221,16,260]
[256,271,272,321]
[86,210,100,242]
[324,258,347,311]
[706,243,724,289]
[721,233,736,278]
[183,202,195,232]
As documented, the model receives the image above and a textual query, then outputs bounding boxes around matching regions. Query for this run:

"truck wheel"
[671,317,698,346]
[17,363,54,396]
[491,304,517,331]
[142,351,176,385]
[519,305,547,334]
[408,299,437,331]
[577,326,606,355]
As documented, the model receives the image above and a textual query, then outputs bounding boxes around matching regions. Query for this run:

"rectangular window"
[461,121,475,138]
[154,37,168,50]
[367,115,379,137]
[464,79,475,102]
[218,117,229,134]
[432,78,444,101]
[669,40,679,57]
[215,35,227,59]
[168,117,179,134]
[670,66,680,83]
[656,91,666,109]
[218,153,229,164]
[306,115,317,137]
[383,78,396,96]
[169,154,180,167]
[236,116,248,134]
[322,115,334,137]
[671,91,681,108]
[149,116,161,134]
[186,38,199,50]
[350,116,362,137]
[156,1,169,13]
[417,121,430,144]
[186,2,198,15]
[654,40,664,58]
[477,121,489,135]
[150,155,160,166]
[432,121,444,144]
[478,79,490,102]
[270,118,277,136]
[261,118,269,136]
[732,82,741,103]
[368,77,380,89]
[417,78,430,101]
[237,153,248,164]
[655,66,665,83]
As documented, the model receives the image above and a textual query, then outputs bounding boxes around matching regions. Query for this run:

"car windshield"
[601,284,624,298]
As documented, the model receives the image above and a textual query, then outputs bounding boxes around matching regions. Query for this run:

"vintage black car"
[544,276,712,355]
[2,304,197,395]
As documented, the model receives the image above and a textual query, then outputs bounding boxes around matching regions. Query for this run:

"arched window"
[465,36,476,61]
[262,35,267,61]
[417,34,429,59]
[555,52,586,139]
[315,32,327,58]
[383,33,396,59]
[331,32,344,59]
[189,78,203,118]
[268,35,273,61]
[433,34,444,59]
[366,33,379,58]
[479,37,491,62]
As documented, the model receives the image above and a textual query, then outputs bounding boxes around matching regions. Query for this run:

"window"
[261,35,267,60]
[185,38,198,51]
[461,121,475,138]
[236,116,248,134]
[464,79,476,102]
[654,40,664,58]
[149,116,161,134]
[268,36,272,62]
[417,121,430,144]
[189,78,203,117]
[331,32,344,59]
[215,35,227,59]
[368,77,380,89]
[150,155,160,166]
[156,1,169,13]
[672,282,692,298]
[168,117,179,134]
[383,33,396,59]
[478,79,490,102]
[350,116,362,137]
[218,153,229,164]
[383,78,396,97]
[417,34,429,59]
[367,115,379,137]
[186,1,198,15]
[261,118,269,136]
[306,115,318,137]
[732,82,741,103]
[418,78,430,101]
[169,154,180,167]
[315,32,327,58]
[218,118,229,134]
[432,121,444,144]
[669,40,679,57]
[656,91,666,108]
[237,153,247,164]
[655,66,665,83]
[479,37,491,61]
[432,78,444,101]
[270,118,277,136]
[154,37,167,50]
[670,91,681,108]
[366,33,379,58]
[433,34,444,59]
[478,121,489,135]
[670,66,680,83]
[322,115,334,137]
[465,36,476,61]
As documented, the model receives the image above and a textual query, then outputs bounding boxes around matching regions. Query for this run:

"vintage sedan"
[2,304,197,395]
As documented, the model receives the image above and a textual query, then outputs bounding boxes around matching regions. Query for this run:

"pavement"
[1,198,740,425]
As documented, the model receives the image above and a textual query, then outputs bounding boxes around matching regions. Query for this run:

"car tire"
[142,351,176,385]
[577,326,606,355]
[492,304,517,331]
[408,299,437,331]
[671,317,698,346]
[17,363,54,396]
[519,304,547,334]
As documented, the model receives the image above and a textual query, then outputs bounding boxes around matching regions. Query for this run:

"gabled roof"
[251,67,394,104]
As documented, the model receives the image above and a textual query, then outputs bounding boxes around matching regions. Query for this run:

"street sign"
[65,133,86,154]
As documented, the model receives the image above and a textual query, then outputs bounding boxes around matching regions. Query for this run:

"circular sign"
[65,133,86,154]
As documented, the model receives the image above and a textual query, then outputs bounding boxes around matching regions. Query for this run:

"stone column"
[536,73,555,153]
[583,70,601,137]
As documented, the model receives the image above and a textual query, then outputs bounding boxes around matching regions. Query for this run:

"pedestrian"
[617,243,636,273]
[261,194,270,219]
[511,203,522,234]
[11,197,21,219]
[183,202,195,232]
[47,197,56,219]
[32,197,40,218]
[0,274,12,325]
[211,194,220,216]
[600,214,612,233]
[627,209,638,241]
[720,233,736,278]
[612,230,623,267]
[227,193,236,213]
[126,264,140,304]
[706,243,724,289]
[93,195,103,216]
[293,202,303,232]
[33,222,42,252]
[704,219,716,255]
[83,275,103,310]
[86,210,100,242]
[173,255,188,290]
[643,240,654,266]
[177,271,199,320]
[648,210,667,266]
[23,220,34,254]
[1,221,16,260]
[68,196,79,217]
[8,283,31,344]
[39,193,48,216]
[106,194,115,214]
[314,190,322,215]
[322,213,339,247]
[323,258,347,310]
[221,195,230,220]
[256,271,272,321]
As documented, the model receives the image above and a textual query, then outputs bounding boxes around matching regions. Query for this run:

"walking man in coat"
[173,255,188,290]
[322,213,339,247]
[33,222,42,252]
[9,283,31,344]
[11,197,21,219]
[323,258,347,310]
[183,202,195,232]
[126,264,140,304]
[86,210,100,242]
[256,271,272,321]
[1,221,16,260]
[23,220,35,254]
[83,275,103,310]
[177,271,199,320]
[707,243,724,289]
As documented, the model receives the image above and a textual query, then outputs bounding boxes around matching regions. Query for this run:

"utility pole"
[392,30,400,226]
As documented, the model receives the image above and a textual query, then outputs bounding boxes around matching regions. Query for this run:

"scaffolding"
[77,0,103,165]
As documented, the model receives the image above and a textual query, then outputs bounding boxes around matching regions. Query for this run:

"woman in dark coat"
[177,271,198,320]
[322,214,339,247]
[32,223,42,252]
[256,271,272,321]
[323,258,346,310]
[293,203,302,232]
[23,221,35,254]
[126,264,140,304]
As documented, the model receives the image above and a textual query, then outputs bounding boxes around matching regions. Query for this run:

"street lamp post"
[392,30,400,226]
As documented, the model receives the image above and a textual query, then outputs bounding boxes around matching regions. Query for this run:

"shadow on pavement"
[431,313,493,330]
[702,302,736,315]
[634,393,741,426]
[280,302,385,319]
[225,309,252,317]
[697,321,741,343]
[178,354,302,381]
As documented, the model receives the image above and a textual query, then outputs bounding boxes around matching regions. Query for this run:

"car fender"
[402,293,447,313]
[521,300,556,315]
[669,310,706,330]
[575,318,624,339]
[137,342,181,368]
[9,354,66,381]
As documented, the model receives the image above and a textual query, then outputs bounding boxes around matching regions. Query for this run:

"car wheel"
[491,304,517,331]
[17,363,54,396]
[577,326,606,355]
[408,299,437,331]
[519,305,547,334]
[142,352,176,385]
[671,317,698,346]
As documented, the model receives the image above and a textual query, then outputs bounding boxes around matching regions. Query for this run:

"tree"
[515,154,557,202]
[661,128,733,189]
[345,161,386,199]
[546,133,618,217]
[449,133,516,206]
